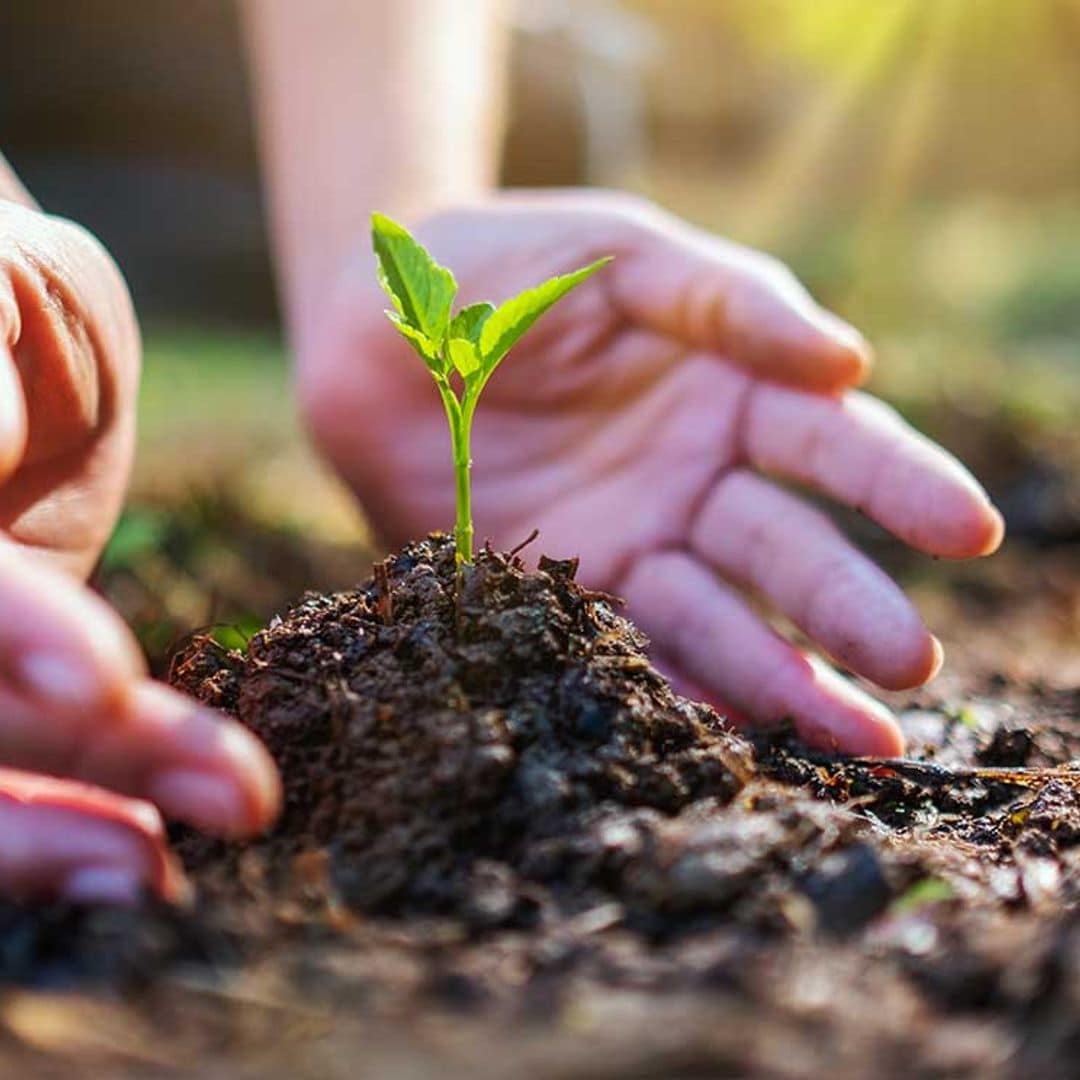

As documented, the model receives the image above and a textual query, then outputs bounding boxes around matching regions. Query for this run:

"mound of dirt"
[169,536,991,945]
[172,535,767,920]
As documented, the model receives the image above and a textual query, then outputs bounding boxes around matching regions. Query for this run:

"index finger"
[739,384,1004,559]
[0,767,187,903]
[611,214,872,392]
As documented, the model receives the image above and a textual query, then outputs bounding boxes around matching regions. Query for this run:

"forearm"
[0,154,36,208]
[240,0,509,348]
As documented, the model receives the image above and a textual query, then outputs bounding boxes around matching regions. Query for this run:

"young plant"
[371,212,610,566]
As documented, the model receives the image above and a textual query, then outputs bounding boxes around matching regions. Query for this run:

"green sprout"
[371,212,610,566]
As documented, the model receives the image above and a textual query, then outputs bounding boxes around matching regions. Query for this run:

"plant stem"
[436,381,474,566]
[451,419,473,565]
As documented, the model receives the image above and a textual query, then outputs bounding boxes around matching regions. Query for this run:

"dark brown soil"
[171,534,754,922]
[4,533,1080,1079]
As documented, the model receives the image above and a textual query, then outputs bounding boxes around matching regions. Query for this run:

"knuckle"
[746,250,802,296]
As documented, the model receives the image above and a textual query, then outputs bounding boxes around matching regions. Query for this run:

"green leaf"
[949,706,980,731]
[479,258,611,375]
[371,212,457,341]
[384,311,444,373]
[448,338,480,378]
[449,302,495,344]
[210,615,265,652]
[889,877,955,915]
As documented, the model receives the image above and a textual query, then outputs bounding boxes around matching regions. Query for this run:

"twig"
[853,757,1080,793]
[509,528,541,558]
[373,560,393,625]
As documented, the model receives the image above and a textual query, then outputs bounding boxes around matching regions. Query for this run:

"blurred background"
[1,0,1079,663]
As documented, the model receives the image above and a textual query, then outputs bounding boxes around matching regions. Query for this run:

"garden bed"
[2,524,1080,1078]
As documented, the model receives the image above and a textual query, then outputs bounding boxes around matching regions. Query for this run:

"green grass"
[133,325,365,542]
[138,326,294,452]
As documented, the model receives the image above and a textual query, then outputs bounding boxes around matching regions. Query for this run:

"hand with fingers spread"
[0,191,280,905]
[298,193,1003,756]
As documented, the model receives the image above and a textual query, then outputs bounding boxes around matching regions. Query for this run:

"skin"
[240,0,508,353]
[242,3,999,760]
[0,156,280,904]
[294,194,1003,757]
[0,1,1001,903]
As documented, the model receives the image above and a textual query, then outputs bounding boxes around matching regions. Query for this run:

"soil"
[3,531,1080,1078]
[172,535,753,921]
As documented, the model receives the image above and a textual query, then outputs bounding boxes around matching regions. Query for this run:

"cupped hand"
[0,200,279,904]
[298,191,1003,758]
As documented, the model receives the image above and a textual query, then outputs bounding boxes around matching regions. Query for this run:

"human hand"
[0,200,279,904]
[297,191,1003,757]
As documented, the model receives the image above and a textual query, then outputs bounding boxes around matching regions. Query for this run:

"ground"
[3,197,1080,1079]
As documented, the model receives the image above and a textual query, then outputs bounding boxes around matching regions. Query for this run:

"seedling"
[372,212,610,566]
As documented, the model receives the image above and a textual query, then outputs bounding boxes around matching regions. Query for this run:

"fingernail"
[928,635,945,681]
[813,310,873,379]
[15,652,100,709]
[982,507,1006,555]
[147,769,247,835]
[63,866,143,906]
[816,308,870,353]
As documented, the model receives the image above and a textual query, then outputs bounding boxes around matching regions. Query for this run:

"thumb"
[612,215,871,392]
[0,204,139,470]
